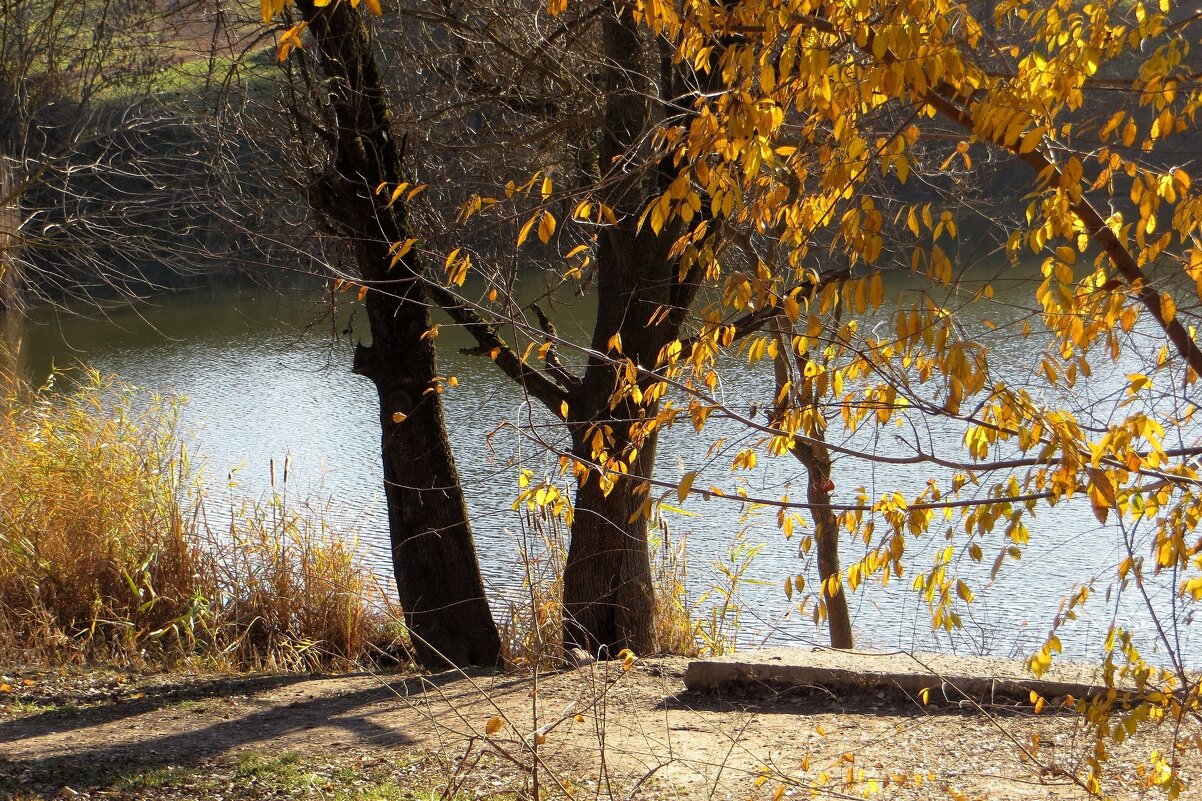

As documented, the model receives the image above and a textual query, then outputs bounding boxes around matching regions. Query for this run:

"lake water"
[18,278,1199,665]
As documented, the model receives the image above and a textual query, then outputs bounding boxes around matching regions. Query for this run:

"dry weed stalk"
[0,369,406,670]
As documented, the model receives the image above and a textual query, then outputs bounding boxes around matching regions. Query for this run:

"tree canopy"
[256,0,1202,790]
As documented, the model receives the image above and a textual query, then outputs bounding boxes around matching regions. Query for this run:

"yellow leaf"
[677,471,697,503]
[1018,125,1045,155]
[389,238,417,268]
[1160,292,1176,323]
[1126,373,1151,394]
[869,272,884,308]
[485,716,504,736]
[276,22,307,62]
[391,412,408,423]
[538,211,557,245]
[782,294,800,322]
[1088,468,1116,507]
[517,213,539,247]
[385,182,410,207]
[618,648,636,671]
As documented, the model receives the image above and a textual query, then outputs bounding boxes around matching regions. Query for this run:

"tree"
[434,3,721,657]
[1,0,170,315]
[0,0,271,377]
[265,0,503,669]
[584,0,1202,794]
[542,7,699,656]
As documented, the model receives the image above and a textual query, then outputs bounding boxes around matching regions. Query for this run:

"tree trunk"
[293,0,501,669]
[0,153,24,388]
[562,422,660,656]
[353,285,503,669]
[559,10,697,657]
[796,441,854,649]
[773,321,853,648]
[420,7,704,658]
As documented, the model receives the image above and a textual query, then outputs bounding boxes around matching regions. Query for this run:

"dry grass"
[0,368,741,674]
[498,509,745,669]
[0,369,406,671]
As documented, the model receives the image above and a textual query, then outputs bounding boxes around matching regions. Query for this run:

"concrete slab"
[684,647,1118,704]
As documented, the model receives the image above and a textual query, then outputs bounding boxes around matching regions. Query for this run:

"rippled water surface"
[20,281,1197,663]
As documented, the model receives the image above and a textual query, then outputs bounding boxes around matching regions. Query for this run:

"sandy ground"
[1,657,1198,800]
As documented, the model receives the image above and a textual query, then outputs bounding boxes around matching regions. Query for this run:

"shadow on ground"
[665,683,1063,718]
[0,669,502,796]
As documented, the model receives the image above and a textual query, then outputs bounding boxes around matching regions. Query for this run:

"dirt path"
[1,658,1197,800]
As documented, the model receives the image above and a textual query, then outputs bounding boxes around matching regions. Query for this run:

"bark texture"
[293,0,501,669]
[559,10,698,657]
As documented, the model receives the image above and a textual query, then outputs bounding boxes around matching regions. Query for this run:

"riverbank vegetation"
[0,370,720,671]
[0,370,404,670]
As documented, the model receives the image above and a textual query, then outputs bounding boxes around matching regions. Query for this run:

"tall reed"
[0,369,405,670]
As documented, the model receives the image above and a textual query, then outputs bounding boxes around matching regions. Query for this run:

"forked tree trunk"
[559,11,698,657]
[293,0,501,669]
[561,216,678,655]
[419,7,702,657]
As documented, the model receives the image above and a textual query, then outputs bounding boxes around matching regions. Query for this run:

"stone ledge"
[684,647,1118,704]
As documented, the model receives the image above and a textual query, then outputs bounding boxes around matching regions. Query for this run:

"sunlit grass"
[0,367,747,672]
[498,508,748,667]
[0,368,406,670]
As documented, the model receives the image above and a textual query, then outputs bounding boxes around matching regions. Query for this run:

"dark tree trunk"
[560,10,698,657]
[421,7,705,658]
[773,321,853,649]
[293,0,501,669]
[562,426,660,656]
